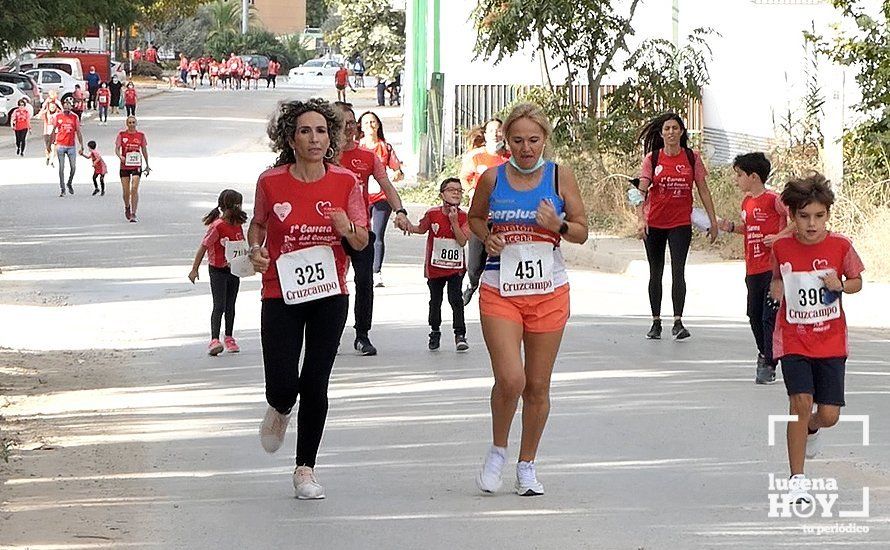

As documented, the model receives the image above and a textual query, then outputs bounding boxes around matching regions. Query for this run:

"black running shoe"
[66,183,74,194]
[646,320,662,339]
[428,331,441,351]
[672,320,691,340]
[455,334,469,352]
[92,188,100,196]
[354,335,377,356]
[755,354,777,385]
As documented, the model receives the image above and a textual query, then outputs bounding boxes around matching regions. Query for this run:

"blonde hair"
[502,102,552,141]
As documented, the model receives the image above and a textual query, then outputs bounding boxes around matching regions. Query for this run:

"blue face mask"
[508,155,545,174]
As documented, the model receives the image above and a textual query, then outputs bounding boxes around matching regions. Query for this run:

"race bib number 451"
[499,242,554,296]
[276,245,341,305]
[782,268,841,325]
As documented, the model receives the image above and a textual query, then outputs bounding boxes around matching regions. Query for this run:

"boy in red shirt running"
[409,178,471,351]
[769,173,864,504]
[719,153,793,384]
[80,140,108,196]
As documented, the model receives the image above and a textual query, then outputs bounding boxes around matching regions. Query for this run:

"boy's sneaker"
[672,319,691,340]
[646,319,662,339]
[374,272,384,287]
[428,331,441,351]
[476,446,507,493]
[755,354,777,384]
[259,405,290,453]
[786,474,813,504]
[293,466,325,500]
[515,461,544,496]
[805,429,822,459]
[224,336,240,353]
[207,339,224,356]
[354,335,377,356]
[92,188,100,196]
[455,334,469,352]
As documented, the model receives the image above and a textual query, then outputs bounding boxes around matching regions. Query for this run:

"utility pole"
[242,0,249,34]
[672,0,679,46]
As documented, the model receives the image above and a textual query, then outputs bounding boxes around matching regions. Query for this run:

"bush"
[131,60,163,79]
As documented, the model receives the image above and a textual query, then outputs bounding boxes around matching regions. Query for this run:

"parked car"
[288,58,341,81]
[0,82,34,125]
[25,68,85,103]
[19,56,85,81]
[0,71,42,110]
[0,95,9,125]
[240,54,270,77]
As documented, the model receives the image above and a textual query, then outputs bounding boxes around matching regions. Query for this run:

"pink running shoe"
[224,336,240,353]
[207,339,224,356]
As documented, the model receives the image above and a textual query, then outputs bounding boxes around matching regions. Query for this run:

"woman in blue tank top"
[468,103,589,496]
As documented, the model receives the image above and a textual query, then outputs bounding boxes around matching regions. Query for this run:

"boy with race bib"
[769,173,864,504]
[408,178,471,351]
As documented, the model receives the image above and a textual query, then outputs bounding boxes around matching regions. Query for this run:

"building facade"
[249,0,307,36]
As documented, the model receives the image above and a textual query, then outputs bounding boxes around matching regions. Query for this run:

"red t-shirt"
[89,150,108,175]
[741,190,788,275]
[418,206,470,279]
[339,144,377,207]
[202,219,246,268]
[335,68,348,87]
[146,48,158,63]
[640,149,708,229]
[268,61,280,76]
[124,88,137,105]
[133,49,143,61]
[12,107,31,131]
[253,164,369,300]
[97,88,111,106]
[771,233,865,359]
[460,147,510,191]
[116,131,147,168]
[362,140,400,204]
[52,112,80,146]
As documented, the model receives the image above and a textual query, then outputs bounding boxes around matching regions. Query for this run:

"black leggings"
[745,270,778,365]
[261,295,349,467]
[428,274,466,335]
[125,105,136,116]
[644,225,692,318]
[209,266,240,339]
[14,129,27,154]
[344,232,376,337]
[92,173,105,192]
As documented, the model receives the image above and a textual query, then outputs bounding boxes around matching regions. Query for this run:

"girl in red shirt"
[247,99,369,500]
[408,178,471,351]
[636,112,718,340]
[124,82,137,117]
[189,189,249,356]
[96,81,111,125]
[12,99,31,156]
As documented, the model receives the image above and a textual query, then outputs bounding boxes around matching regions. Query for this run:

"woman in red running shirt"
[115,116,151,222]
[124,82,138,117]
[12,99,31,156]
[636,112,718,340]
[248,99,369,500]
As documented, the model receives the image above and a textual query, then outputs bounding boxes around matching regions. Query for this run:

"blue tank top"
[483,161,566,279]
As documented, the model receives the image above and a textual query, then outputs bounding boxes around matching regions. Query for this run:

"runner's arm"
[451,216,469,247]
[141,143,150,171]
[372,156,404,212]
[468,169,494,242]
[551,164,588,245]
[188,245,207,283]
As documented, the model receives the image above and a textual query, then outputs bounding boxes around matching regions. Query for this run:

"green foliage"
[131,60,164,78]
[326,0,405,79]
[281,35,312,70]
[204,0,258,56]
[155,5,213,58]
[306,0,331,28]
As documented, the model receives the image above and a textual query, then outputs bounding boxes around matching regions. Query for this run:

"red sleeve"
[201,223,219,249]
[774,193,789,217]
[639,153,653,181]
[842,242,865,279]
[372,155,391,188]
[253,179,268,225]
[693,151,709,184]
[418,211,431,233]
[346,183,369,228]
[771,244,782,280]
[140,132,148,147]
[114,133,122,148]
[386,143,401,170]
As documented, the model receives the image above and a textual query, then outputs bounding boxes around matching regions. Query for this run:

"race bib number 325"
[276,245,341,304]
[499,242,554,297]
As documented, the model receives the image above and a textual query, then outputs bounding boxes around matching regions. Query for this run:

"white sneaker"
[805,430,822,459]
[259,405,290,453]
[374,272,384,287]
[475,446,506,493]
[293,466,325,499]
[515,461,544,496]
[785,474,812,504]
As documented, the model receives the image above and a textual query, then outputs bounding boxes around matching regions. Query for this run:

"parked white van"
[19,57,84,81]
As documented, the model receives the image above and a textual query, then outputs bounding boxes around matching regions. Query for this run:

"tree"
[326,0,405,78]
[155,6,214,58]
[472,0,641,121]
[306,0,330,28]
[205,0,258,56]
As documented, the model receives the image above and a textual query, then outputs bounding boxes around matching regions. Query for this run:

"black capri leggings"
[261,295,349,467]
[209,265,240,339]
[644,225,692,318]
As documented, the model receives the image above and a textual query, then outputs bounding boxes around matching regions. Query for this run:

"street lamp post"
[242,0,249,35]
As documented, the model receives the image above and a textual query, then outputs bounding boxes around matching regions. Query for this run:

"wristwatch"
[396,208,408,216]
[558,222,569,235]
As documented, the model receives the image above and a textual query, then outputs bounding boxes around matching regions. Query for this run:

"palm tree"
[206,0,258,46]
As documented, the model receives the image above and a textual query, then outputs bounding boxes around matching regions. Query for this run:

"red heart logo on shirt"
[273,202,292,222]
[431,223,440,234]
[315,201,333,218]
[812,259,830,271]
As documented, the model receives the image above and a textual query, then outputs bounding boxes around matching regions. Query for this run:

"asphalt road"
[0,87,888,549]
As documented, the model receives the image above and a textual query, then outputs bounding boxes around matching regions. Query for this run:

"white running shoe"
[259,406,290,453]
[515,461,544,496]
[805,430,822,459]
[475,446,507,493]
[374,272,384,287]
[293,466,325,499]
[786,474,813,504]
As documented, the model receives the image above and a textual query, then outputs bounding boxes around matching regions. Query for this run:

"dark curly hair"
[638,112,690,155]
[781,172,835,214]
[268,98,343,168]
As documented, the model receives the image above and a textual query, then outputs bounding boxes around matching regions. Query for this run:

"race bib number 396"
[276,245,341,304]
[782,269,841,325]
[499,242,554,297]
